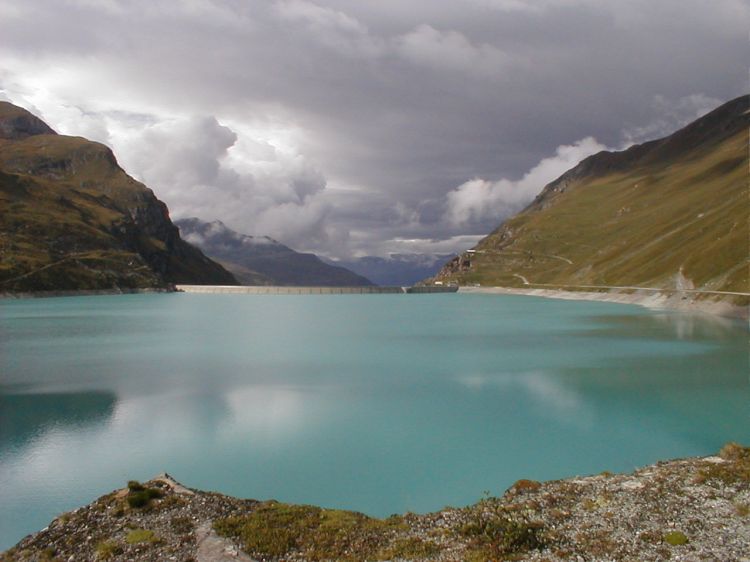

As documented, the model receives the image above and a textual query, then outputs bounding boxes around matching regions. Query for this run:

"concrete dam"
[176,285,458,295]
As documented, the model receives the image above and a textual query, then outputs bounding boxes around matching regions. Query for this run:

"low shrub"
[125,528,157,545]
[460,502,546,560]
[125,481,163,509]
[696,443,750,485]
[95,540,122,559]
[127,480,145,492]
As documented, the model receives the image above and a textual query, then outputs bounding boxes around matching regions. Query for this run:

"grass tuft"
[94,540,122,559]
[696,443,750,485]
[127,480,145,492]
[663,531,688,546]
[125,528,157,545]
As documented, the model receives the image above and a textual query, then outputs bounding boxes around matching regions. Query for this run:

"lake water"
[0,293,748,549]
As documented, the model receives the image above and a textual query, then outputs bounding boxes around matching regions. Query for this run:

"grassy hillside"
[0,102,237,291]
[435,95,749,296]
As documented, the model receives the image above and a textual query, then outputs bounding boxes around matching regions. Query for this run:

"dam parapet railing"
[176,285,458,295]
[405,285,459,294]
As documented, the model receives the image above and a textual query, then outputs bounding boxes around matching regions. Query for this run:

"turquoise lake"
[0,293,748,549]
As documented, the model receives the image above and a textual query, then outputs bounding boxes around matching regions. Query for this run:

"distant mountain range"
[175,218,373,287]
[433,95,749,295]
[323,254,454,287]
[0,102,237,291]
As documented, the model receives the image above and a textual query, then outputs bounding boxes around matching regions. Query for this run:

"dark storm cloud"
[0,0,746,257]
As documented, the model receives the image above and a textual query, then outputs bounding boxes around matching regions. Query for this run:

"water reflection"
[456,371,593,428]
[222,385,309,440]
[0,391,116,451]
[101,384,317,447]
[0,383,321,471]
[649,311,745,340]
[584,310,748,341]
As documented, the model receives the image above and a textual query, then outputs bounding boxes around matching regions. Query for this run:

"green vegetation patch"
[696,443,750,486]
[663,531,689,546]
[125,528,157,545]
[94,540,122,559]
[125,480,163,509]
[214,501,409,561]
[459,500,546,560]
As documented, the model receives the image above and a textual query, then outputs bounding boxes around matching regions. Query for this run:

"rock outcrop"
[0,103,56,140]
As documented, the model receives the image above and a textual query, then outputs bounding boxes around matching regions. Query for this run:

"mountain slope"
[175,218,374,286]
[0,102,238,291]
[434,95,749,295]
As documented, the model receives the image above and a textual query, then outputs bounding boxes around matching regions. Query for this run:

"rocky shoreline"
[458,286,750,321]
[2,444,748,562]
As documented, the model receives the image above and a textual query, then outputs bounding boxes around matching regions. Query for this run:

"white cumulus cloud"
[445,137,607,227]
[106,112,336,250]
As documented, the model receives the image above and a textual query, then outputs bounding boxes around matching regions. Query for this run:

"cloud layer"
[0,0,746,257]
[445,137,607,227]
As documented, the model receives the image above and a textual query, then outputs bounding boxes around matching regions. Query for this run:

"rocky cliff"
[0,102,237,291]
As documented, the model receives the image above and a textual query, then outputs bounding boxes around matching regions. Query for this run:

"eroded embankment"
[458,286,750,321]
[2,444,748,562]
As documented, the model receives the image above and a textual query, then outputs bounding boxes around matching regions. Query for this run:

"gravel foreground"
[2,444,748,562]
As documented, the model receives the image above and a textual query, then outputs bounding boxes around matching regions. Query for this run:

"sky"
[1,0,747,259]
